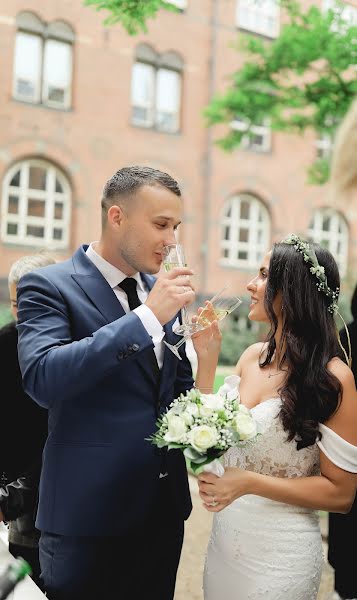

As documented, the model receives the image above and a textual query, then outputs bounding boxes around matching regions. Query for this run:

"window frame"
[1,159,71,249]
[13,13,74,110]
[230,117,272,153]
[220,193,271,269]
[308,208,349,277]
[236,0,280,39]
[131,46,183,134]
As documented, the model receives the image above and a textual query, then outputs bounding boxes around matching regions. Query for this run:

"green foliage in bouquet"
[147,382,259,475]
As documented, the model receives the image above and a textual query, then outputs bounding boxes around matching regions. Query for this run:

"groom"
[16,166,195,600]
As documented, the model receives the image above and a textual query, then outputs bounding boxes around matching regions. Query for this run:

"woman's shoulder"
[327,356,356,389]
[325,357,357,444]
[235,341,266,374]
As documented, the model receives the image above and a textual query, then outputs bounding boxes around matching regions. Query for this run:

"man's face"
[114,185,182,275]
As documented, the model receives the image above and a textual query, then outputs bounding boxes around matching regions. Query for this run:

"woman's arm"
[198,359,357,514]
[192,319,222,393]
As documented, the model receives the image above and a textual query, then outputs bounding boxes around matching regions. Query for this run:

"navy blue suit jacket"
[16,245,193,536]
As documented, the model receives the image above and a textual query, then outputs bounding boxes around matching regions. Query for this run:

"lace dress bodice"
[224,397,320,479]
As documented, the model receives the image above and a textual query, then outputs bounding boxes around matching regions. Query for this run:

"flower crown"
[281,233,339,314]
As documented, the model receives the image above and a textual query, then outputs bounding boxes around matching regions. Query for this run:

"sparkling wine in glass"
[161,243,191,357]
[165,287,242,360]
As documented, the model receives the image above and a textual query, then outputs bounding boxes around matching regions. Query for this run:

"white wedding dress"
[203,377,357,600]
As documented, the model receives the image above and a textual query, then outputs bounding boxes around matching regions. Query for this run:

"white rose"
[188,425,218,452]
[238,404,250,415]
[199,405,215,418]
[232,413,257,440]
[164,414,187,443]
[181,402,199,425]
[201,394,225,410]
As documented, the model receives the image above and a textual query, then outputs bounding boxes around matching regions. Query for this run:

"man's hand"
[145,267,195,325]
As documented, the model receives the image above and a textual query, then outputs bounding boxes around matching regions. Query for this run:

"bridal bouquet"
[148,376,259,476]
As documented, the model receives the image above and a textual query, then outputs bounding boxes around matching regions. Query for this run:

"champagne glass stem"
[163,336,188,360]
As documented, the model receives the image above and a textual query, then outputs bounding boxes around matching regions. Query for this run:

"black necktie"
[119,278,160,379]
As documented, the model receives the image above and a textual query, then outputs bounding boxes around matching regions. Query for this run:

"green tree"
[83,0,178,34]
[205,0,357,184]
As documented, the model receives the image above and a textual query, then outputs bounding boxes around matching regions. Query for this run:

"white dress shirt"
[86,243,165,368]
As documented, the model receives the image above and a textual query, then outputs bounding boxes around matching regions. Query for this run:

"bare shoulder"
[328,357,356,391]
[235,342,266,376]
[325,357,357,443]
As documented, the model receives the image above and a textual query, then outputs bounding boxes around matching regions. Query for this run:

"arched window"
[13,12,74,109]
[221,193,270,268]
[308,208,349,277]
[131,44,183,133]
[1,159,71,249]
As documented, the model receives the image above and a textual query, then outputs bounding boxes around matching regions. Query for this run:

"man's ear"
[107,204,125,227]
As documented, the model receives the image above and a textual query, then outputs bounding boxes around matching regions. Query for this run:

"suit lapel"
[70,251,159,385]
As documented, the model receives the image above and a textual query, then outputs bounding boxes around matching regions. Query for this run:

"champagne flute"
[162,243,191,331]
[164,287,242,360]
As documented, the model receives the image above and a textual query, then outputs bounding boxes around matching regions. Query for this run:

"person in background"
[0,252,56,589]
[328,283,357,600]
[326,93,357,600]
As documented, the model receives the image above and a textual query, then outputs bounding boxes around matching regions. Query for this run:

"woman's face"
[246,251,282,322]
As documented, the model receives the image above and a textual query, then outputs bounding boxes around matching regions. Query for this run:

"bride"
[193,234,357,600]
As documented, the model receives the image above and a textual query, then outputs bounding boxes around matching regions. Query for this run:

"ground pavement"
[175,476,334,600]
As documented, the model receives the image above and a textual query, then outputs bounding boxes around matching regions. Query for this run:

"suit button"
[132,343,140,351]
[117,351,124,360]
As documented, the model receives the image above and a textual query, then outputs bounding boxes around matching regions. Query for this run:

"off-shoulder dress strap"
[317,423,357,473]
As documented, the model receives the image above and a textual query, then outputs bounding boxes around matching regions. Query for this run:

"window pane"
[53,228,63,240]
[238,250,248,260]
[8,196,19,214]
[7,223,18,235]
[240,200,250,219]
[131,62,155,126]
[224,226,230,241]
[10,171,21,187]
[55,178,63,193]
[322,216,331,231]
[13,32,41,101]
[27,198,45,217]
[156,69,181,132]
[156,68,181,110]
[43,40,72,107]
[29,166,47,190]
[26,225,44,238]
[54,202,64,219]
[239,228,249,242]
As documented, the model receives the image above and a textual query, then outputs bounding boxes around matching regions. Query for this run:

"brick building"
[0,0,356,303]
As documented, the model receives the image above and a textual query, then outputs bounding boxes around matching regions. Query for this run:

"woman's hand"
[191,302,222,359]
[197,467,251,512]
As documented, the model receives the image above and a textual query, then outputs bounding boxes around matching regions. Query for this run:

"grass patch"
[213,374,226,392]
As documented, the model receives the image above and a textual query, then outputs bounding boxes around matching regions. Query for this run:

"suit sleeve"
[16,270,157,408]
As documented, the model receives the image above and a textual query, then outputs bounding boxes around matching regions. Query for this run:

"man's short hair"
[101,165,181,215]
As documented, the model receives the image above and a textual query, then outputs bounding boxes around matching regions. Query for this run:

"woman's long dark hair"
[261,241,342,449]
